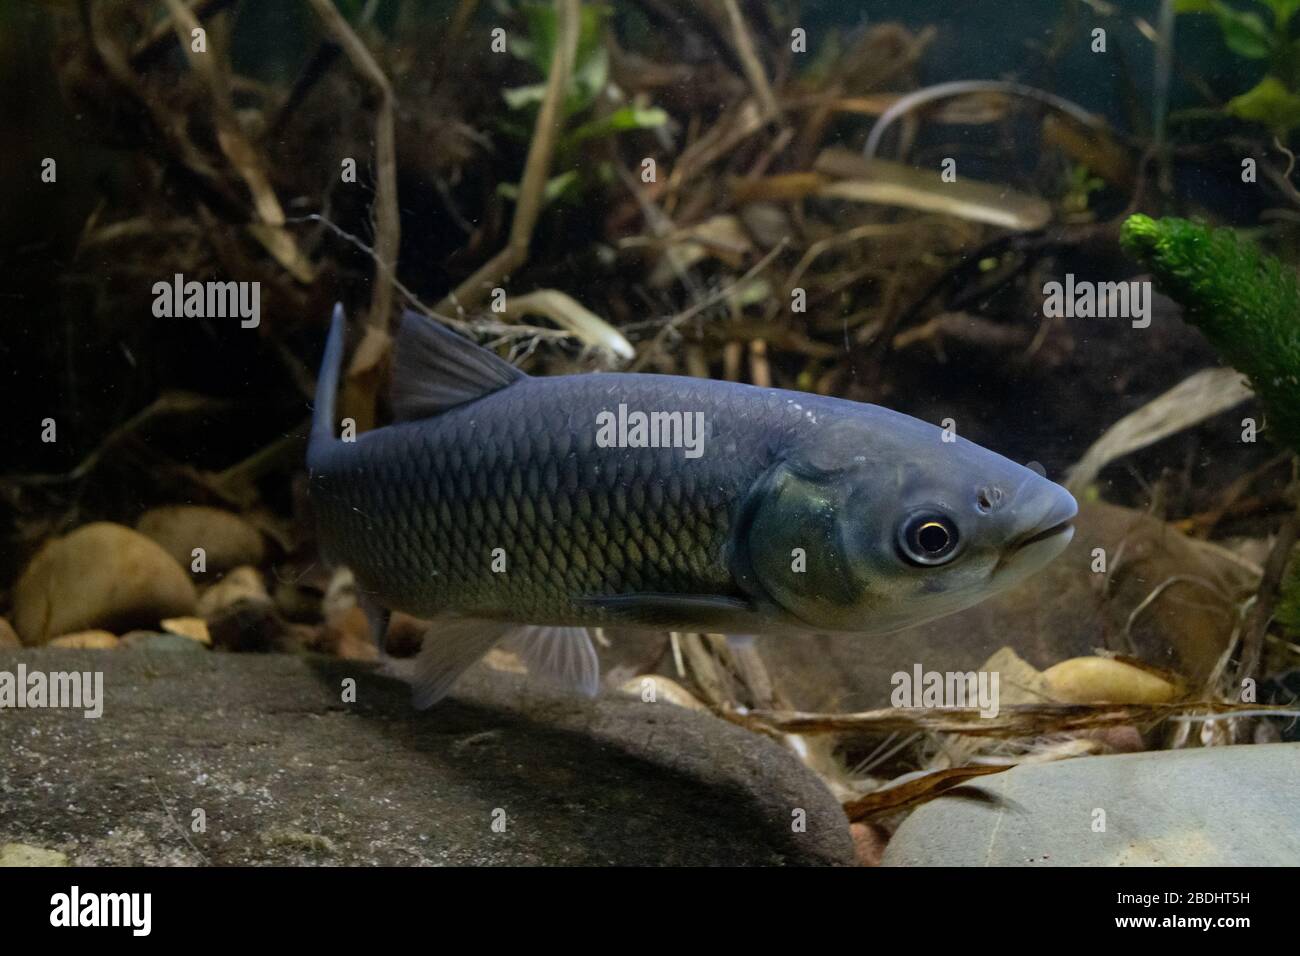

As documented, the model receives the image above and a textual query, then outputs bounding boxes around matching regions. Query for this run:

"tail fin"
[309,303,347,463]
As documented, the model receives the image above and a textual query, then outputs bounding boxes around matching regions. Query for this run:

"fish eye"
[897,512,960,566]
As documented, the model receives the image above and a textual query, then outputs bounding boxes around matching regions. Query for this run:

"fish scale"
[310,371,811,625]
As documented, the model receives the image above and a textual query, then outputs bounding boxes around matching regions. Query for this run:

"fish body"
[308,307,1077,702]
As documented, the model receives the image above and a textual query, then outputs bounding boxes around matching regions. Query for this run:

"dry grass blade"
[1066,366,1254,493]
[502,290,635,361]
[842,765,1013,823]
[719,0,780,121]
[161,0,285,227]
[814,149,1051,230]
[737,700,1300,738]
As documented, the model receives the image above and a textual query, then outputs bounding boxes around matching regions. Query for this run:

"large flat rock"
[0,649,852,865]
[883,743,1300,866]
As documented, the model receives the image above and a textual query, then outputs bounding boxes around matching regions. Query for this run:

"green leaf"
[1174,0,1214,11]
[1263,0,1300,25]
[1210,1,1273,58]
[566,44,607,116]
[1226,74,1300,132]
[567,105,668,145]
[503,82,548,110]
[496,169,581,205]
[506,3,611,117]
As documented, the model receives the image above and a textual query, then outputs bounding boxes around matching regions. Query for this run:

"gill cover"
[733,458,867,630]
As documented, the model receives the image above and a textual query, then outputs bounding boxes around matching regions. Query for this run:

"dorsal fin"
[391,310,526,421]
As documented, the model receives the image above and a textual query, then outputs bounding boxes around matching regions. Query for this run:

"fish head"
[740,410,1077,634]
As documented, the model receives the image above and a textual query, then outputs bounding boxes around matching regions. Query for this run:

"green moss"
[1121,214,1300,451]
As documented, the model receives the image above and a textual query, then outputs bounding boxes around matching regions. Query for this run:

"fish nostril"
[975,485,1003,514]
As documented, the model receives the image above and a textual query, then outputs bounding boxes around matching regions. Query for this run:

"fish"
[307,304,1077,707]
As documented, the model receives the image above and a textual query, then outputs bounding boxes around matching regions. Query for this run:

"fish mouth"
[994,489,1078,580]
[1011,518,1074,553]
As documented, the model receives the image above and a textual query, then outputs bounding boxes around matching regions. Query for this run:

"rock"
[196,566,270,618]
[0,648,853,865]
[206,600,298,653]
[120,632,207,653]
[850,822,889,866]
[48,630,120,650]
[1043,656,1179,704]
[12,523,197,645]
[0,843,68,867]
[0,619,21,649]
[385,611,427,657]
[882,743,1300,866]
[160,616,211,647]
[272,577,322,623]
[136,506,265,575]
[316,606,378,661]
[758,501,1255,712]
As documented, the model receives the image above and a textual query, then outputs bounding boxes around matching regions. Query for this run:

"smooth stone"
[48,630,120,650]
[1043,656,1178,704]
[196,566,271,618]
[883,743,1300,866]
[0,649,853,866]
[160,616,212,646]
[136,505,265,574]
[12,523,197,645]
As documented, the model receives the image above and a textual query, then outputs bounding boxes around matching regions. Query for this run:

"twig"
[1236,506,1300,682]
[726,700,1300,738]
[130,0,236,68]
[720,0,781,121]
[435,0,580,316]
[161,0,286,227]
[862,80,1109,160]
[628,238,788,371]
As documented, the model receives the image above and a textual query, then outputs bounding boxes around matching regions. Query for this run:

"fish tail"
[309,303,346,463]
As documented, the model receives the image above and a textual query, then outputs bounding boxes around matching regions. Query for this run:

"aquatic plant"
[500,2,666,204]
[1120,214,1300,452]
[1177,0,1300,134]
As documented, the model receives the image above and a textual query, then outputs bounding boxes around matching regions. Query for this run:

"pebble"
[48,630,120,650]
[12,523,196,645]
[136,505,265,574]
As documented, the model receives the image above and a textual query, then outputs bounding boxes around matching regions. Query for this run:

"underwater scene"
[1,0,1299,886]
